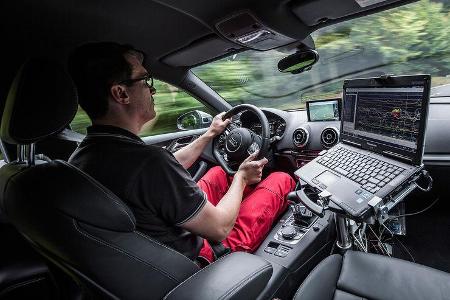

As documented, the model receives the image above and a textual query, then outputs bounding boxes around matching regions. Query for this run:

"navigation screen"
[342,87,424,152]
[307,99,340,122]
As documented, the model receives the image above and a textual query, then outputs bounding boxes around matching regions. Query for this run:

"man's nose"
[150,86,156,95]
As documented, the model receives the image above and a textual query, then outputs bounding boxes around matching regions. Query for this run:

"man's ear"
[110,84,130,104]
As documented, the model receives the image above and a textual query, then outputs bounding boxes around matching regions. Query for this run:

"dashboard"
[232,95,450,170]
[238,106,340,152]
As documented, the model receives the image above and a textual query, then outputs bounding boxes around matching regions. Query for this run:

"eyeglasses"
[118,74,153,89]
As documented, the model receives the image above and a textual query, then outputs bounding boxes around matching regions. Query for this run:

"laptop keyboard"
[317,147,405,194]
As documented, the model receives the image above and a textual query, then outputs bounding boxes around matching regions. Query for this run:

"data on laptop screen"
[342,85,427,160]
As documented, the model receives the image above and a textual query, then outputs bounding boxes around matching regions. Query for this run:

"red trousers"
[197,166,295,263]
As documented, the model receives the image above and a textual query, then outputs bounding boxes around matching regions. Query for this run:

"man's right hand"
[236,151,268,185]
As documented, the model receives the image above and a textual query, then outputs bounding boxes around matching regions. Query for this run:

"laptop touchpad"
[315,171,340,188]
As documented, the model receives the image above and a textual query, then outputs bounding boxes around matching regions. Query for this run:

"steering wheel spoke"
[213,104,270,175]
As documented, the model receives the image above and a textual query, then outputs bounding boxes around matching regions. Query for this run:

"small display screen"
[342,87,424,153]
[307,99,341,122]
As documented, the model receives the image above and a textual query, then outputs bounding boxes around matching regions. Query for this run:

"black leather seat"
[0,58,274,299]
[294,250,450,300]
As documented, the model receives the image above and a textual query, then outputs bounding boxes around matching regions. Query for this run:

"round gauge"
[275,122,286,137]
[269,122,275,135]
[250,123,262,135]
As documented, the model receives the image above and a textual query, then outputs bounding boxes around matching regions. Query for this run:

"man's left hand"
[206,112,231,138]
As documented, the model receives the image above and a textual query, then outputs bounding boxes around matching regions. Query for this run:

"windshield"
[193,0,450,110]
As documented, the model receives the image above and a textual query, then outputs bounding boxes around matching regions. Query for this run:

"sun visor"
[161,35,242,67]
[215,12,295,51]
[291,0,402,26]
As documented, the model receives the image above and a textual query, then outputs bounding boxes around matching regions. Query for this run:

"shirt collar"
[86,125,143,143]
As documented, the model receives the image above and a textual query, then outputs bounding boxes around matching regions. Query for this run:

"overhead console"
[215,12,296,51]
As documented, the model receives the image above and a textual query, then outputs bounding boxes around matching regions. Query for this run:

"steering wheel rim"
[213,104,270,175]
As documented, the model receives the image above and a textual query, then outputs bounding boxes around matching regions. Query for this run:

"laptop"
[295,74,431,219]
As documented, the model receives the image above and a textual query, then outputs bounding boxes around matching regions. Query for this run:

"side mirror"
[177,110,213,130]
[278,49,319,74]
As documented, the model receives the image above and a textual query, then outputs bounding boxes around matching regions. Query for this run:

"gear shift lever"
[287,191,315,226]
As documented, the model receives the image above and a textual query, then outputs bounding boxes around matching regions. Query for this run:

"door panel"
[142,128,216,180]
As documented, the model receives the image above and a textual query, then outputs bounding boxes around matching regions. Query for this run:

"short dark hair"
[68,42,145,120]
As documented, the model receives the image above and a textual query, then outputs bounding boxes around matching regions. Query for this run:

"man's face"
[123,53,156,125]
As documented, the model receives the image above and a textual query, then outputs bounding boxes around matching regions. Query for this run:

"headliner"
[0,0,416,101]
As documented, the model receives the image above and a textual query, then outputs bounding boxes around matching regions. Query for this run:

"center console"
[254,188,335,300]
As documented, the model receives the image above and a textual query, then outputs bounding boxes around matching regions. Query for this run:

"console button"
[264,247,276,254]
[280,226,297,240]
[274,250,289,257]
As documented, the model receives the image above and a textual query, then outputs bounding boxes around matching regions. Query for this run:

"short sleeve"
[133,148,207,225]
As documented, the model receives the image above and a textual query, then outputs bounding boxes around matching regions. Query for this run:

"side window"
[140,80,216,137]
[71,107,90,135]
[70,80,217,136]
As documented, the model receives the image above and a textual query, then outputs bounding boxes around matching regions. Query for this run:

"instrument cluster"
[239,110,287,138]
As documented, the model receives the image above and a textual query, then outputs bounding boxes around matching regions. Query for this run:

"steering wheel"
[213,104,270,175]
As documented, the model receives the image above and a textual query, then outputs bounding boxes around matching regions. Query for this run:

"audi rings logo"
[226,132,242,152]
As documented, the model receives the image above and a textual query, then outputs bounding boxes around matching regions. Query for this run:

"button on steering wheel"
[213,104,270,175]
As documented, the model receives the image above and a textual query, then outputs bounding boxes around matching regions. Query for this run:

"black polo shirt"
[69,125,206,260]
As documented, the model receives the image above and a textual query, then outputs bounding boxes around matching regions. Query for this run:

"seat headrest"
[1,59,78,144]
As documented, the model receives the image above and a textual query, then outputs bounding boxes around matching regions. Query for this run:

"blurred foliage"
[70,80,215,136]
[195,0,450,108]
[71,0,450,137]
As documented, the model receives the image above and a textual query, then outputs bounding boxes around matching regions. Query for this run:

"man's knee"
[266,171,295,185]
[263,172,296,194]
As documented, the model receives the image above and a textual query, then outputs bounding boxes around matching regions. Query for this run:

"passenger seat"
[294,250,450,300]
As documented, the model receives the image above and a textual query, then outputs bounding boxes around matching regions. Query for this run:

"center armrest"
[164,252,273,300]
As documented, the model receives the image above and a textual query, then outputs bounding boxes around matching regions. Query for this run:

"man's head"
[68,42,156,130]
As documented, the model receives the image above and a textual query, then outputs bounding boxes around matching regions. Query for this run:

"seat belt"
[56,128,86,143]
[208,240,231,259]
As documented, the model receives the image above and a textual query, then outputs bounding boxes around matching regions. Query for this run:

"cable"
[415,170,433,192]
[389,197,440,219]
[394,237,416,263]
[352,233,367,252]
[368,225,391,257]
[381,222,395,237]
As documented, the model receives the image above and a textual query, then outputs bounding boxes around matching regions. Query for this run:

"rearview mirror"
[177,110,213,131]
[278,49,319,74]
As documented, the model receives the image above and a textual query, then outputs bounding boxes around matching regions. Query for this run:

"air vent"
[293,127,309,147]
[320,127,339,149]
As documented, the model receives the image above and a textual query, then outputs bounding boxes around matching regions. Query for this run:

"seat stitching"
[337,252,450,298]
[293,255,341,299]
[218,264,272,300]
[0,277,46,297]
[61,161,135,225]
[163,253,233,299]
[72,219,178,283]
[134,230,196,266]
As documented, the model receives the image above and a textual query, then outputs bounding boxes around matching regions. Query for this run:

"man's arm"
[173,112,230,169]
[181,152,268,242]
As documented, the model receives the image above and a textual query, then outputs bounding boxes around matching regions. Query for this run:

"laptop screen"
[341,75,431,165]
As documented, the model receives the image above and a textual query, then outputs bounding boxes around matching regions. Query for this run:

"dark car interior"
[1,0,450,299]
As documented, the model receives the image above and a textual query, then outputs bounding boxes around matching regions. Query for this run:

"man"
[68,42,295,264]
